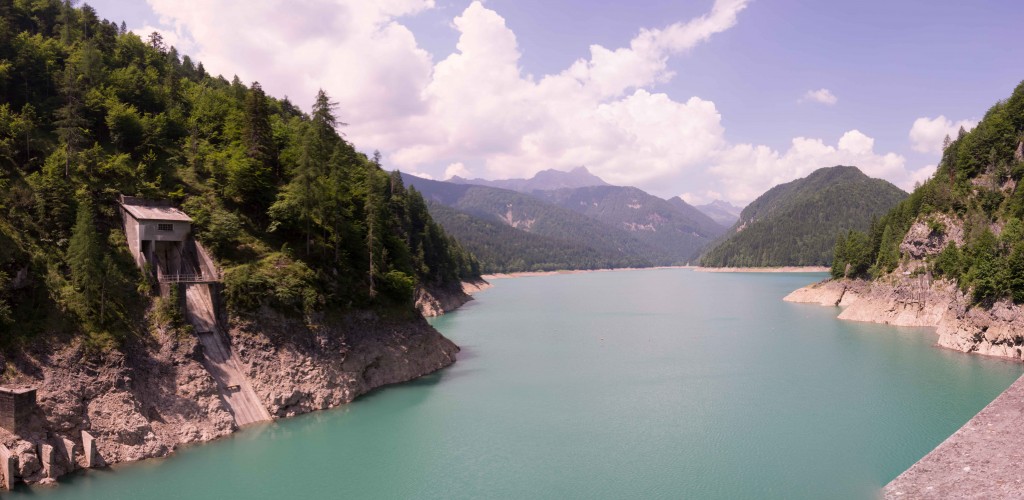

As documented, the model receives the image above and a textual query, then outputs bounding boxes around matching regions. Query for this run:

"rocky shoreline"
[785,276,1024,497]
[784,276,1024,361]
[0,307,460,489]
[414,279,491,317]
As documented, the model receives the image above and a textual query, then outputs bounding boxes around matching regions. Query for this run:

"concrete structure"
[59,437,76,470]
[0,444,13,490]
[39,443,54,478]
[0,386,36,434]
[118,195,209,282]
[82,431,98,468]
[186,284,272,426]
[118,195,271,427]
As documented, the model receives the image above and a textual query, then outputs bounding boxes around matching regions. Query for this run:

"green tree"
[66,197,103,321]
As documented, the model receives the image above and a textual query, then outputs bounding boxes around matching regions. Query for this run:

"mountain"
[830,80,1024,301]
[401,173,653,272]
[449,166,609,192]
[699,166,908,267]
[0,5,479,340]
[693,199,743,227]
[533,185,726,263]
[403,172,727,271]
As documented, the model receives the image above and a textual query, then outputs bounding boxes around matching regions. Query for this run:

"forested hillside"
[534,185,725,263]
[402,173,651,272]
[831,81,1024,304]
[0,1,477,347]
[700,166,907,267]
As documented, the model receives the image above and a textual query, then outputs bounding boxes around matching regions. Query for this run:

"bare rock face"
[899,214,964,259]
[231,310,458,418]
[0,306,459,487]
[788,274,1024,362]
[783,279,867,306]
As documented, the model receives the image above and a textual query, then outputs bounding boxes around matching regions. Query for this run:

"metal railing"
[158,273,215,283]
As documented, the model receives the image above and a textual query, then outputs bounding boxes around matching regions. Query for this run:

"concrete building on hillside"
[118,195,215,283]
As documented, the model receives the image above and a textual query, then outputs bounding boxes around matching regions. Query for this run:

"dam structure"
[119,196,272,427]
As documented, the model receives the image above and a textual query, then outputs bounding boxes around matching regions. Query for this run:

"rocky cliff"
[0,308,458,486]
[415,279,492,317]
[785,216,1024,361]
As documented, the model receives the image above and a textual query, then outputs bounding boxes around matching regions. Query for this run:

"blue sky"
[86,0,1024,205]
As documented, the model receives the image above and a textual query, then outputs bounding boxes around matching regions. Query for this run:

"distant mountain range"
[449,166,608,192]
[692,199,743,227]
[699,166,908,267]
[400,169,728,272]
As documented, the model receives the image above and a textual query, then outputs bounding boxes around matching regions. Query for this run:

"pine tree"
[66,197,103,321]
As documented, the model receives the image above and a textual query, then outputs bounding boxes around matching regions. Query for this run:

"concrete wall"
[120,207,144,269]
[0,388,36,434]
[139,220,191,242]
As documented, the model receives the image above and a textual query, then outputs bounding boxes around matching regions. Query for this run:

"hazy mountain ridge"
[449,166,609,192]
[700,166,908,267]
[402,171,728,271]
[401,173,654,272]
[534,185,726,263]
[693,199,743,226]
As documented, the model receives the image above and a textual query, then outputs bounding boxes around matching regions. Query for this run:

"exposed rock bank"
[415,279,491,317]
[785,275,1024,361]
[0,309,458,488]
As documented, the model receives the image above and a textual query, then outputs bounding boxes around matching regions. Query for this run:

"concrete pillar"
[59,437,77,469]
[0,444,14,490]
[81,431,97,468]
[39,443,54,478]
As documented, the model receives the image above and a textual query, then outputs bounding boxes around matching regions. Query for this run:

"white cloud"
[444,162,470,180]
[800,88,837,105]
[131,25,194,53]
[909,115,978,154]
[708,131,910,202]
[141,0,928,205]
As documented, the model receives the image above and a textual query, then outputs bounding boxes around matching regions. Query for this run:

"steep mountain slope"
[401,173,653,271]
[693,199,743,227]
[0,2,471,486]
[700,166,908,267]
[423,202,644,272]
[535,185,726,263]
[449,166,608,192]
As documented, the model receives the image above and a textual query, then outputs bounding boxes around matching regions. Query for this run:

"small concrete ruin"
[0,386,36,435]
[59,437,77,470]
[82,431,98,468]
[39,443,54,478]
[0,444,13,490]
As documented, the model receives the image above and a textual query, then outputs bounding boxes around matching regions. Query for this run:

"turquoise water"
[16,269,1024,499]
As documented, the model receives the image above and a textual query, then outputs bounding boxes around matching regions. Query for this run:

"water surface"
[19,269,1024,499]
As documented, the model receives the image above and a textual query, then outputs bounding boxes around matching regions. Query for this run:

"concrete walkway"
[185,284,272,426]
[884,373,1024,498]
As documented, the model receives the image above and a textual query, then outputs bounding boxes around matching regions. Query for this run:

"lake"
[18,269,1024,499]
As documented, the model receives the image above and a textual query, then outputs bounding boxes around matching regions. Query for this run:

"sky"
[85,0,1024,206]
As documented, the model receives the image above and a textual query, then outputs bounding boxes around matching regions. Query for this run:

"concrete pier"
[59,437,76,469]
[39,443,54,478]
[0,444,14,490]
[82,431,98,468]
